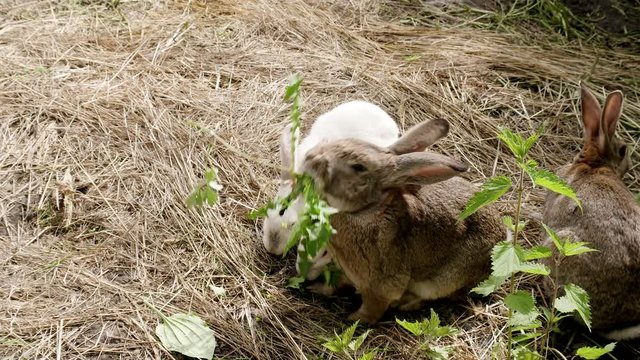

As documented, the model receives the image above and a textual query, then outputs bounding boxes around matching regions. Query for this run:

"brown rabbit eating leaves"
[302,118,504,324]
[542,83,640,340]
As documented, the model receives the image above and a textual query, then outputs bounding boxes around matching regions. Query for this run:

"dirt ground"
[1,0,639,359]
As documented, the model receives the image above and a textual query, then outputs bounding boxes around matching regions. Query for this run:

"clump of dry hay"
[1,0,638,359]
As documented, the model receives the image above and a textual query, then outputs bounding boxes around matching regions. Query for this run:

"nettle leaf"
[491,242,524,277]
[340,322,358,345]
[503,216,527,232]
[555,284,592,330]
[358,351,377,360]
[498,127,526,160]
[522,246,552,261]
[155,313,216,360]
[396,318,423,336]
[522,126,544,156]
[286,276,305,289]
[508,310,541,327]
[505,291,536,314]
[425,345,450,360]
[563,241,598,257]
[541,224,597,257]
[459,176,511,221]
[531,168,582,211]
[576,343,616,359]
[512,346,542,360]
[348,329,371,351]
[471,274,507,296]
[283,74,303,101]
[518,262,551,276]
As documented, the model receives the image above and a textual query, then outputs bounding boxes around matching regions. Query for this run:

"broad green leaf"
[155,313,216,360]
[508,310,541,327]
[471,275,507,296]
[518,262,550,275]
[322,340,343,353]
[459,176,511,221]
[531,168,582,211]
[563,241,598,257]
[348,329,371,351]
[576,343,616,359]
[555,284,592,330]
[396,318,423,336]
[425,345,450,360]
[522,125,544,156]
[522,246,552,261]
[358,351,377,360]
[498,127,526,160]
[505,291,536,314]
[491,242,524,277]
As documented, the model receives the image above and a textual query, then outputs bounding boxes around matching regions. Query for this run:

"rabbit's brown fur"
[542,83,640,339]
[302,119,503,324]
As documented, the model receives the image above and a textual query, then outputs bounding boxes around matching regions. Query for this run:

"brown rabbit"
[301,118,504,324]
[542,83,640,340]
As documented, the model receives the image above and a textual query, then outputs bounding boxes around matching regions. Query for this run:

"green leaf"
[458,176,512,221]
[471,274,507,296]
[340,322,358,345]
[576,343,616,359]
[491,242,524,277]
[505,291,536,314]
[498,127,526,161]
[425,345,450,360]
[512,346,542,360]
[286,276,305,289]
[554,283,592,330]
[541,223,597,257]
[522,246,552,261]
[358,351,377,360]
[530,168,582,211]
[283,74,303,101]
[503,216,527,232]
[348,329,371,351]
[522,126,543,156]
[396,318,423,336]
[508,309,541,327]
[563,241,598,257]
[155,313,216,360]
[518,262,550,275]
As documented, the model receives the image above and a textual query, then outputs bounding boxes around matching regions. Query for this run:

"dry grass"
[0,0,639,359]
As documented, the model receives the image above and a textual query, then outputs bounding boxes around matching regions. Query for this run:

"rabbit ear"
[279,124,298,180]
[580,82,602,142]
[601,90,623,142]
[382,152,468,187]
[388,118,449,155]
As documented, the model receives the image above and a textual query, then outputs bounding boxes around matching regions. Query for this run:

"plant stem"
[506,167,526,359]
[542,257,561,357]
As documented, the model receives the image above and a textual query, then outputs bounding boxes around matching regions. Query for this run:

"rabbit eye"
[279,207,286,216]
[350,163,367,173]
[619,145,627,158]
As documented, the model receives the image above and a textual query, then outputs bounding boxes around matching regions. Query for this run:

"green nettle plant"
[249,74,338,284]
[321,321,377,360]
[459,127,615,359]
[186,168,222,208]
[396,309,458,360]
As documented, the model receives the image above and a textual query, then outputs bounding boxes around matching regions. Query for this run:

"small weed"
[321,321,377,360]
[396,309,458,359]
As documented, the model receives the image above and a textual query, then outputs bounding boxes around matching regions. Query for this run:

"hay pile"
[1,0,638,359]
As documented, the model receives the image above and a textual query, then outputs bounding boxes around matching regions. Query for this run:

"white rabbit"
[261,101,400,279]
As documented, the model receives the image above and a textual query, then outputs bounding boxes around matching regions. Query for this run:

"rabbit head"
[261,124,303,255]
[303,118,468,213]
[574,83,631,178]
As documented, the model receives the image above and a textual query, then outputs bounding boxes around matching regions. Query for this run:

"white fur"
[262,101,400,279]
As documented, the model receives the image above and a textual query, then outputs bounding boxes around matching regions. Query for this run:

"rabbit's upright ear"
[580,82,602,142]
[601,90,623,142]
[279,124,299,180]
[388,118,449,155]
[382,152,468,187]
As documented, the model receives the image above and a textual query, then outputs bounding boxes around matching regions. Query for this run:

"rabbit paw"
[347,310,378,325]
[307,282,336,296]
